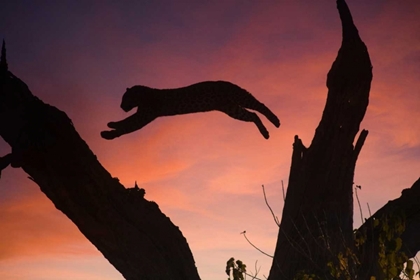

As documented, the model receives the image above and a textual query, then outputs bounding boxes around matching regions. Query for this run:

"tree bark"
[268,0,372,279]
[0,71,200,279]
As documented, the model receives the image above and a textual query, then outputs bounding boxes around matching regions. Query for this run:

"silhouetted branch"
[354,186,364,223]
[0,50,200,280]
[262,185,280,227]
[281,180,286,201]
[358,178,420,277]
[241,231,273,258]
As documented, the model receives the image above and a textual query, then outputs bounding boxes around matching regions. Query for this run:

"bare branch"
[281,180,286,201]
[355,186,364,223]
[241,231,273,258]
[262,185,280,227]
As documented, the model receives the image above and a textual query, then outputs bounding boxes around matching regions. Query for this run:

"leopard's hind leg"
[232,90,280,128]
[223,104,270,139]
[245,99,280,128]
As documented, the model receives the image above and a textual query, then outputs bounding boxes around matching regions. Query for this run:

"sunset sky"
[0,1,419,279]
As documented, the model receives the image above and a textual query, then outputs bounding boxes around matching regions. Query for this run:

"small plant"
[373,213,418,280]
[226,257,247,280]
[287,213,419,280]
[326,247,360,280]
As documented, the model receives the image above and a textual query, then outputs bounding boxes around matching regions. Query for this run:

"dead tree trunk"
[268,0,372,279]
[0,54,200,279]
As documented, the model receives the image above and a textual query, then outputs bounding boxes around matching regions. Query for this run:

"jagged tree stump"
[268,0,372,278]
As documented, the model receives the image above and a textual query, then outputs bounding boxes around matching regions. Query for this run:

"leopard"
[101,81,280,140]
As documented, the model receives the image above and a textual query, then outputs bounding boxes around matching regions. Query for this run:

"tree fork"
[268,0,372,278]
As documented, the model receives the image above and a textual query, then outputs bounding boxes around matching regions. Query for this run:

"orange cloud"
[0,183,94,261]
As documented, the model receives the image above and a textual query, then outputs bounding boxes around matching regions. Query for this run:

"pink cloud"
[0,186,95,260]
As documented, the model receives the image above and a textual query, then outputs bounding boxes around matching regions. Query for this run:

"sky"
[0,0,419,279]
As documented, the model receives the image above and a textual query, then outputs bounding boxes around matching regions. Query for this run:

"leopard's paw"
[101,130,118,140]
[107,122,118,129]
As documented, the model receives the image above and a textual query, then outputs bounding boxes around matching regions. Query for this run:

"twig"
[262,185,280,227]
[355,186,364,223]
[302,213,327,251]
[353,129,369,160]
[314,212,333,254]
[367,202,372,217]
[241,231,273,258]
[245,271,262,280]
[245,260,261,280]
[281,180,286,201]
[289,217,315,260]
[281,220,324,272]
[413,256,420,276]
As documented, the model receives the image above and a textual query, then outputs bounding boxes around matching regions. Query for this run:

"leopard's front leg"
[101,112,156,140]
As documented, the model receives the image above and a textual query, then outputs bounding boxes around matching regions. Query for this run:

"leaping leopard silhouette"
[101,81,280,140]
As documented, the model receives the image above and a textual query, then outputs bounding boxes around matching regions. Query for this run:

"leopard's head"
[121,85,151,112]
